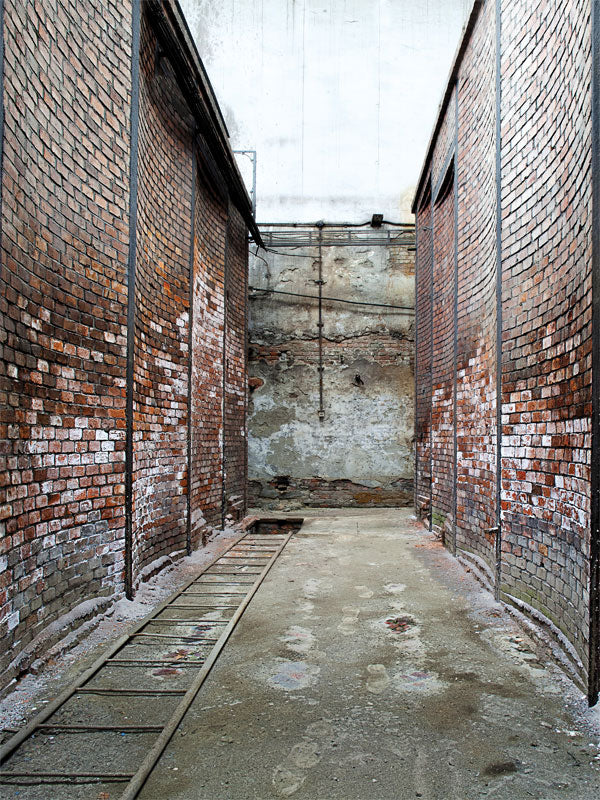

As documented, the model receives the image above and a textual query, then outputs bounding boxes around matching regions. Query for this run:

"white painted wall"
[180,0,470,222]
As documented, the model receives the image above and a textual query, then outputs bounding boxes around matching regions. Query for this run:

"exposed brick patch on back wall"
[0,0,251,691]
[414,0,596,697]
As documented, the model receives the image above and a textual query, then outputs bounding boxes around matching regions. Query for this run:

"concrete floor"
[135,508,600,799]
[2,509,600,799]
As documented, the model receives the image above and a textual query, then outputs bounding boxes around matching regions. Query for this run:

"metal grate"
[259,227,415,249]
[0,523,299,799]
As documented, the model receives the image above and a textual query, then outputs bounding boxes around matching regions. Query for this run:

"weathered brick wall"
[0,0,132,682]
[190,170,227,535]
[0,0,251,689]
[500,0,592,672]
[132,15,194,579]
[415,0,595,688]
[415,202,432,517]
[224,205,248,520]
[430,174,455,543]
[454,0,497,577]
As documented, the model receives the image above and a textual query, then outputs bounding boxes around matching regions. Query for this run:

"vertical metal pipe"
[494,0,503,601]
[125,0,142,600]
[222,205,229,528]
[589,0,600,707]
[429,175,435,531]
[414,221,419,514]
[452,82,459,557]
[251,151,257,218]
[317,225,324,421]
[186,149,196,556]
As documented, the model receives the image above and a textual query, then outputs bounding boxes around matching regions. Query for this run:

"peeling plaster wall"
[248,227,414,508]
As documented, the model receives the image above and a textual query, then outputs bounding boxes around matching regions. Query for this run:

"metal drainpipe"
[317,224,325,421]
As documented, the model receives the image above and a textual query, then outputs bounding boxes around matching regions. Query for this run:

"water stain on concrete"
[338,605,361,635]
[366,663,391,694]
[384,582,406,594]
[280,626,315,654]
[267,660,320,691]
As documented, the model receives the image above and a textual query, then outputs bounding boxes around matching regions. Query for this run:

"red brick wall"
[0,0,250,688]
[0,0,132,681]
[415,200,432,518]
[500,0,592,673]
[455,0,497,578]
[430,171,455,543]
[415,0,594,685]
[224,205,248,520]
[132,15,194,579]
[190,169,227,537]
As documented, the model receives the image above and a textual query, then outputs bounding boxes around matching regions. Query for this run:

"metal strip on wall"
[317,225,324,421]
[429,174,435,531]
[589,0,600,707]
[452,82,459,556]
[186,148,197,556]
[221,203,230,528]
[414,222,420,513]
[125,0,142,600]
[494,0,503,601]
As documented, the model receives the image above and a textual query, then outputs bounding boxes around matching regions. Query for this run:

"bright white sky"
[180,0,471,223]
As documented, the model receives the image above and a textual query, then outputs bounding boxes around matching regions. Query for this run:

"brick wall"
[190,170,227,536]
[0,0,132,683]
[132,15,194,579]
[430,170,455,544]
[415,202,432,517]
[500,0,592,674]
[0,0,251,690]
[414,0,595,693]
[224,205,249,520]
[455,0,498,578]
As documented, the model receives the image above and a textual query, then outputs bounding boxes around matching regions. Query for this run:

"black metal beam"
[494,0,503,601]
[589,0,600,707]
[186,149,196,556]
[124,0,142,600]
[414,220,420,513]
[452,82,459,556]
[429,174,435,531]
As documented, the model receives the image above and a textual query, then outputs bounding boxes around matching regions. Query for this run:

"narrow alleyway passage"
[138,509,599,799]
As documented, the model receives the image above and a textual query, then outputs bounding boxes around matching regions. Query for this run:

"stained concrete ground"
[138,509,600,799]
[2,509,600,799]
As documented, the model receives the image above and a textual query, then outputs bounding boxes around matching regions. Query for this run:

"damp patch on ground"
[392,668,447,695]
[266,660,321,691]
[280,626,316,654]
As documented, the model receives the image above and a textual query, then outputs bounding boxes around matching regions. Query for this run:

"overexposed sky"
[180,0,471,222]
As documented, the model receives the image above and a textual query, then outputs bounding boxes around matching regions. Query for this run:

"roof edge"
[146,0,263,245]
[411,0,484,213]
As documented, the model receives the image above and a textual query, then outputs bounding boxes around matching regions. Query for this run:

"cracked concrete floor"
[137,508,600,799]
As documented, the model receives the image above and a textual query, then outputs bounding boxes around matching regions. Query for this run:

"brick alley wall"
[0,0,251,690]
[133,15,194,578]
[224,206,249,519]
[0,0,132,690]
[499,0,592,676]
[414,0,595,692]
[190,169,226,536]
